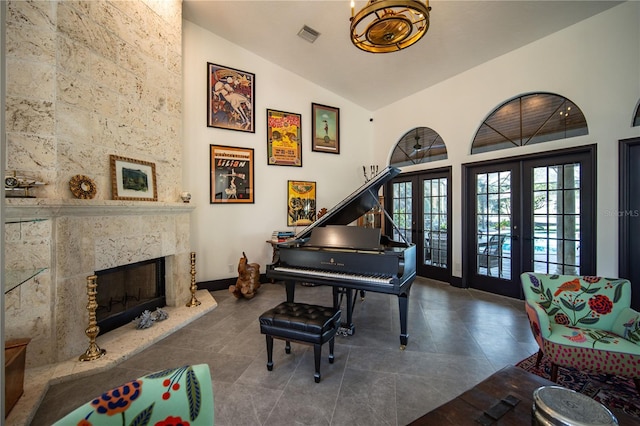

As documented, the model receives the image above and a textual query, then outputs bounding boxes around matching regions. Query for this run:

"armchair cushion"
[52,364,214,426]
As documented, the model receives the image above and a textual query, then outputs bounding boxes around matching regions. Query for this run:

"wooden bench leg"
[266,335,274,371]
[550,363,559,383]
[314,343,322,383]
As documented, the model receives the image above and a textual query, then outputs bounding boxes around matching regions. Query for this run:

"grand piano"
[266,166,417,349]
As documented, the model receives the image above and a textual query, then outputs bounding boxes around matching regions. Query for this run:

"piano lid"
[293,166,401,241]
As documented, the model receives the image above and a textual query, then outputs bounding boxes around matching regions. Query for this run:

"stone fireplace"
[95,257,166,335]
[4,200,194,368]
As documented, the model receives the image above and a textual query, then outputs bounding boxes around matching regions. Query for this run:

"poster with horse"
[207,62,255,133]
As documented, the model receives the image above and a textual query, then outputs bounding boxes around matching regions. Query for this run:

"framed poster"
[287,180,316,226]
[210,145,254,203]
[311,103,340,154]
[110,155,157,201]
[207,62,255,133]
[267,109,302,166]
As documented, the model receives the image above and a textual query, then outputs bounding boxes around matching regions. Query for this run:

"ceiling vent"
[297,25,320,43]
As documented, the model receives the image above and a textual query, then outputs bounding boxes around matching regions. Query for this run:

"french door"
[620,137,640,310]
[387,168,452,282]
[465,148,596,298]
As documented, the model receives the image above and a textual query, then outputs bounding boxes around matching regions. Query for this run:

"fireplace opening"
[95,258,166,335]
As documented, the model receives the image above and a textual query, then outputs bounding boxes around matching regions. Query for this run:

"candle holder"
[186,252,201,307]
[79,275,106,361]
[362,165,379,182]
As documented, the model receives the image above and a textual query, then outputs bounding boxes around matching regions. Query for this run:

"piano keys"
[266,166,417,349]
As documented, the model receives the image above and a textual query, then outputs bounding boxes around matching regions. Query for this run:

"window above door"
[472,92,588,154]
[390,127,447,167]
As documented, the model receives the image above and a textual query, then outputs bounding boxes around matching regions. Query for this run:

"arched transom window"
[471,93,588,154]
[390,127,447,167]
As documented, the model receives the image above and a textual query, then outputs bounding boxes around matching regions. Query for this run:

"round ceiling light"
[350,0,431,53]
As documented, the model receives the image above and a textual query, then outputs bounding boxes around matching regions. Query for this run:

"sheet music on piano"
[306,226,382,251]
[266,166,417,349]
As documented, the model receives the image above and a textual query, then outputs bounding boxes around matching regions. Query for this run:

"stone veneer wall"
[4,0,186,367]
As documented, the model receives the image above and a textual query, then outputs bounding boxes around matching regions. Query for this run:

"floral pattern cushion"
[52,364,214,426]
[521,273,640,378]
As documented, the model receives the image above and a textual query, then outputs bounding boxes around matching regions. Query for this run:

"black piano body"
[266,166,417,349]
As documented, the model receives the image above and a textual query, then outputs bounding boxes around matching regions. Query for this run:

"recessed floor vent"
[298,25,320,43]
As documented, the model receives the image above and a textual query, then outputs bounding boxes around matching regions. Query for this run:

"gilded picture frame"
[210,145,255,204]
[110,155,158,201]
[267,109,302,166]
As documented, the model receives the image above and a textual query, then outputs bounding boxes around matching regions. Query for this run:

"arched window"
[390,127,447,167]
[633,99,640,127]
[471,93,588,154]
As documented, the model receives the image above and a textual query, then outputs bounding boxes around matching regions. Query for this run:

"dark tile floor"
[32,277,538,425]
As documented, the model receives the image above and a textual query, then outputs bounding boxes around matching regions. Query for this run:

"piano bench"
[259,302,341,383]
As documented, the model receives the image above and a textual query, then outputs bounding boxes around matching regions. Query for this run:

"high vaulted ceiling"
[182,1,622,111]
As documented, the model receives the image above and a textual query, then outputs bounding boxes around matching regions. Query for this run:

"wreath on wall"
[69,174,97,199]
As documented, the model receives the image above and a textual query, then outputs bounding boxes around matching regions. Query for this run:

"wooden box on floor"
[4,338,30,417]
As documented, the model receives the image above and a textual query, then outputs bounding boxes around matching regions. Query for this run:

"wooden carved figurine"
[229,252,261,299]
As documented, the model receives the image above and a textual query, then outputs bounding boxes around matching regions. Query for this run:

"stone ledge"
[5,198,195,222]
[5,289,216,426]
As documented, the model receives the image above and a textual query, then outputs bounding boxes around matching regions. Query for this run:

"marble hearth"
[6,289,216,426]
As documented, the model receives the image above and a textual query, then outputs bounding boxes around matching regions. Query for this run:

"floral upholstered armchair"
[521,273,640,391]
[52,364,214,426]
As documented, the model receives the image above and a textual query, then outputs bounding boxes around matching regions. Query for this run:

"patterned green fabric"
[612,307,640,344]
[521,273,640,379]
[521,273,631,332]
[52,364,214,426]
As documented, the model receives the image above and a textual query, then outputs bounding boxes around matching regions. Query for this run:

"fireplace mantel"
[4,198,195,222]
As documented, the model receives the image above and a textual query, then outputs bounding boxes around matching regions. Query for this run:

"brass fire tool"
[186,252,201,307]
[79,275,106,361]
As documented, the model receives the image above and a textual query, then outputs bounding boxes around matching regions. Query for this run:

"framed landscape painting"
[311,103,340,154]
[267,109,302,166]
[210,145,254,204]
[207,62,255,133]
[110,155,157,201]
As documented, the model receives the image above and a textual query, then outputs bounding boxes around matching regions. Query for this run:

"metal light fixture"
[350,0,431,53]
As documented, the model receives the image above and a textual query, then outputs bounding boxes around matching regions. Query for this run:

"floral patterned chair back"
[52,364,214,426]
[522,273,632,331]
[520,273,640,391]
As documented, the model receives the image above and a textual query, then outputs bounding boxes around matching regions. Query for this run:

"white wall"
[372,1,640,278]
[184,2,640,283]
[183,20,374,281]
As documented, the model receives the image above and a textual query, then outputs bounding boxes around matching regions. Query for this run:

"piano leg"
[333,287,355,336]
[285,280,296,302]
[398,290,409,350]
